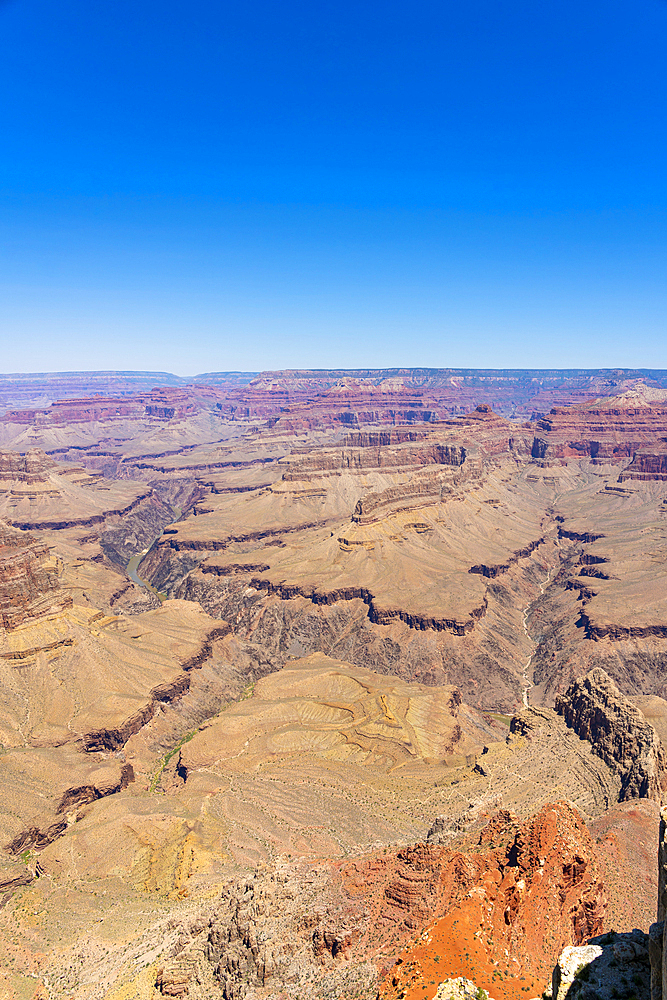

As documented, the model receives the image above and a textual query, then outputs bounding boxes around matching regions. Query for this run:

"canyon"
[1,368,667,1000]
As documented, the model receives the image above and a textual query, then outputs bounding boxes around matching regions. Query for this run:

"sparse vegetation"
[575,964,591,982]
[149,730,197,792]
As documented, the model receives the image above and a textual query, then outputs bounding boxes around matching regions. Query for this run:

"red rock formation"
[530,399,667,465]
[281,406,523,480]
[0,521,68,629]
[379,803,606,1000]
[588,799,660,934]
[0,449,58,483]
[3,371,667,440]
[156,803,606,1000]
[619,450,667,481]
[213,370,662,425]
[4,386,227,425]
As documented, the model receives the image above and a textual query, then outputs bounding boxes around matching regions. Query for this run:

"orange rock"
[378,803,606,1000]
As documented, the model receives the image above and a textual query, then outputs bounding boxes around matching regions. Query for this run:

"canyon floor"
[1,370,667,1000]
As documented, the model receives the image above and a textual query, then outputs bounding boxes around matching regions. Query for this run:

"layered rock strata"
[555,668,667,800]
[149,803,605,1000]
[0,448,59,482]
[620,451,667,482]
[0,448,155,530]
[4,385,667,998]
[530,394,667,465]
[0,520,67,628]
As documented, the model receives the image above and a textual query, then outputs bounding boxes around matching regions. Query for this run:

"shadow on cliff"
[557,929,650,1000]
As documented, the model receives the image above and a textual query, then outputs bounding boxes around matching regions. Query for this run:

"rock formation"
[0,520,66,628]
[551,932,650,1000]
[545,805,667,1000]
[530,392,667,465]
[647,809,667,1000]
[619,450,667,482]
[555,668,667,800]
[0,448,59,481]
[421,804,667,1000]
[3,387,224,425]
[147,802,605,1000]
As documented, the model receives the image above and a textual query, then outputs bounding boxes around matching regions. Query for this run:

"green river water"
[125,506,181,601]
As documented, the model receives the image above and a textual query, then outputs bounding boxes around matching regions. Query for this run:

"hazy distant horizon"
[2,365,667,381]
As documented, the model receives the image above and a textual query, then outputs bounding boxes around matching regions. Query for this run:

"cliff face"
[555,668,667,800]
[0,521,66,629]
[2,368,664,426]
[619,450,667,482]
[547,803,667,1000]
[281,441,470,480]
[209,372,667,427]
[530,398,667,466]
[3,387,222,425]
[10,380,667,1000]
[380,804,606,1000]
[0,448,58,483]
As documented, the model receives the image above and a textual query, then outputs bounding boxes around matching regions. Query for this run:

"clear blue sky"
[1,0,666,374]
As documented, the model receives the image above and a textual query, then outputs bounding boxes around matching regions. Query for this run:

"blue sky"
[1,0,666,374]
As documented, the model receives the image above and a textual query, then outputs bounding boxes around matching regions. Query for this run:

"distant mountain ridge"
[0,370,258,412]
[2,366,667,421]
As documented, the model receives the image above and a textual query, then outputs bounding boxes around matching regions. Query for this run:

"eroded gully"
[520,533,561,706]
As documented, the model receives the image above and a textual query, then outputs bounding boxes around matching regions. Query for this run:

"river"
[125,506,181,601]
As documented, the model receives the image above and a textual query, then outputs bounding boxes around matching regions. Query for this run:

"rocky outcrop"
[153,803,605,1000]
[658,809,667,924]
[99,493,176,568]
[351,467,465,525]
[0,864,34,904]
[575,614,667,642]
[555,668,667,800]
[281,406,520,480]
[55,763,135,813]
[0,520,68,628]
[3,369,662,431]
[216,371,662,427]
[7,488,153,531]
[538,807,667,1000]
[0,448,58,483]
[283,441,468,481]
[651,809,667,1000]
[81,624,231,752]
[5,763,136,855]
[248,576,487,635]
[619,451,667,482]
[3,621,232,855]
[149,516,332,553]
[551,932,650,1000]
[558,527,605,544]
[382,803,606,1000]
[530,397,667,465]
[4,387,225,425]
[433,980,494,1000]
[468,537,545,578]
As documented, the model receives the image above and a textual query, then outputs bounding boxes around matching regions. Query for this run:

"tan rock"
[555,668,667,800]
